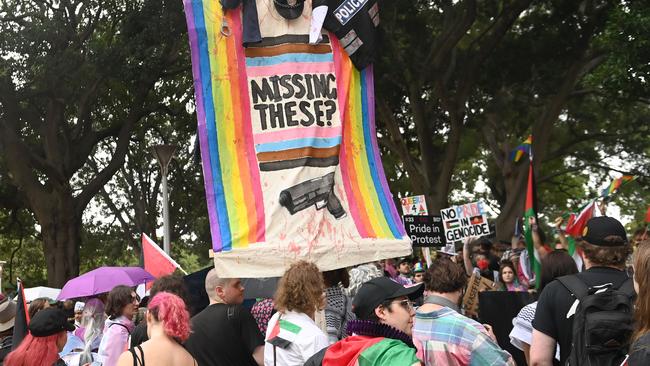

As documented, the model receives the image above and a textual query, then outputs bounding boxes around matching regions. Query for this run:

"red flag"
[565,201,596,237]
[142,234,182,288]
[645,206,650,223]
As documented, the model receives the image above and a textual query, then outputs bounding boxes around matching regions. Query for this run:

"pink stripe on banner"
[246,62,335,78]
[254,126,342,144]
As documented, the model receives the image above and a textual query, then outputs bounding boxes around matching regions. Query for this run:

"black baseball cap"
[580,216,628,247]
[352,277,424,320]
[273,0,305,20]
[29,308,75,337]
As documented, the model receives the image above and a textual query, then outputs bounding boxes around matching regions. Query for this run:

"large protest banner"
[440,201,491,243]
[183,0,410,277]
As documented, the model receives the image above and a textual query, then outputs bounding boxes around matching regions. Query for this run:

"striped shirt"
[413,306,514,366]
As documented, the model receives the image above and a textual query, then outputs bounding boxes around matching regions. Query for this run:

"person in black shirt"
[530,216,632,366]
[184,269,264,366]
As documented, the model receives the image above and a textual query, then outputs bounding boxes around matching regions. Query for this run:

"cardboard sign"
[440,201,490,243]
[401,195,428,216]
[403,215,445,247]
[462,272,497,318]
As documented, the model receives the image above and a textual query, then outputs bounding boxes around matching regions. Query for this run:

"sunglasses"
[390,299,414,311]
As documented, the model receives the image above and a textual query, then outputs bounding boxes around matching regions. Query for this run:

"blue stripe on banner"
[360,70,401,238]
[255,137,342,152]
[245,53,334,67]
[193,1,232,250]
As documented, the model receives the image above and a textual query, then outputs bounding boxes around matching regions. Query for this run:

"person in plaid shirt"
[413,258,514,366]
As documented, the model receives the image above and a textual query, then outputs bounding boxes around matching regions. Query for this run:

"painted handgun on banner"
[278,172,346,219]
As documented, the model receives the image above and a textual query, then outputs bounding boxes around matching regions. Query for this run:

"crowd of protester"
[0,215,648,366]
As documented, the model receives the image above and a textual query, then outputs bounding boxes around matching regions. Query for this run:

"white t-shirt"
[264,310,329,366]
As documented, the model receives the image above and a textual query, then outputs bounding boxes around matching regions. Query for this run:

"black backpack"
[558,275,635,366]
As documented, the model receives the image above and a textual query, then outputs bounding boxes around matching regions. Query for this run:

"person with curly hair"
[628,239,650,365]
[264,261,329,366]
[116,292,196,366]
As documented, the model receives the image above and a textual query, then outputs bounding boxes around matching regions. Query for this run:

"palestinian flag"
[322,335,420,366]
[266,318,301,349]
[445,219,460,230]
[523,159,541,288]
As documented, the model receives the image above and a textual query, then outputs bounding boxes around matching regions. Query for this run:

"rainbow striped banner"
[183,0,410,277]
[600,175,635,198]
[510,135,532,162]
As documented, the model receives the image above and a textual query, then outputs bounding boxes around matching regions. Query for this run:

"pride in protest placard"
[440,201,490,243]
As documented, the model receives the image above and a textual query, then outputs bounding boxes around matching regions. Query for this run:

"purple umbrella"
[57,267,155,300]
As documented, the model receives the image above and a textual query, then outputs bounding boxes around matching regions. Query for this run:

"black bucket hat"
[29,308,75,337]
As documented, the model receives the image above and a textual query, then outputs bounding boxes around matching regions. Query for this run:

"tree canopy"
[0,0,648,287]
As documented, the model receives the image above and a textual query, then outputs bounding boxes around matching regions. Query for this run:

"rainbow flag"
[510,135,532,162]
[183,0,409,277]
[600,175,635,198]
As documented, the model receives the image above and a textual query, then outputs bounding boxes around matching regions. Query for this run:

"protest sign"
[462,272,497,318]
[403,215,444,247]
[184,0,410,277]
[440,201,490,243]
[401,195,428,215]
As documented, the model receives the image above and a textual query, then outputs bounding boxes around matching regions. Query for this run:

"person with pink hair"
[116,292,196,366]
[5,308,75,366]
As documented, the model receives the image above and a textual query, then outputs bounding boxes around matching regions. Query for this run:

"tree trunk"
[33,189,81,288]
[494,162,529,241]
